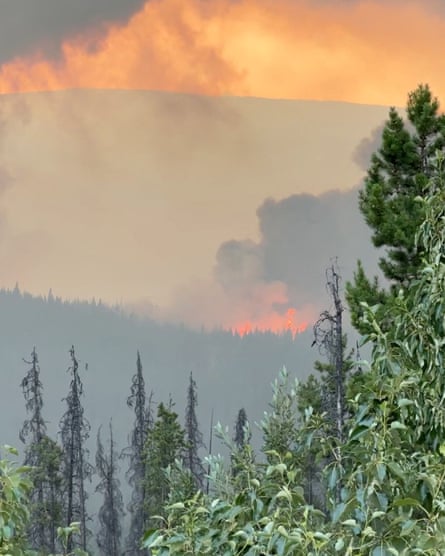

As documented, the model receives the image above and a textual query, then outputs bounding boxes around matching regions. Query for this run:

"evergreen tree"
[59,346,92,553]
[95,422,124,556]
[347,84,445,332]
[19,347,63,554]
[143,401,185,525]
[233,408,249,450]
[20,348,45,449]
[183,372,205,491]
[296,375,322,417]
[125,351,152,556]
[231,408,253,481]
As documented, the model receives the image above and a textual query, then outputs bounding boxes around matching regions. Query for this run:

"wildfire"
[230,308,308,338]
[0,0,444,105]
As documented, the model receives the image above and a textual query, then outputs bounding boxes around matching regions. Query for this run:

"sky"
[1,0,445,104]
[0,0,441,333]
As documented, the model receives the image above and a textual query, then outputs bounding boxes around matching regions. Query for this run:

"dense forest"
[2,85,445,555]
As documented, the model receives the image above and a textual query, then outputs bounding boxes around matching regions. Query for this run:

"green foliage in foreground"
[144,157,445,554]
[0,447,87,556]
[0,445,32,555]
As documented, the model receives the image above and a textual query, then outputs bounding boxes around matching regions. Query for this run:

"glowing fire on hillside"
[229,308,308,337]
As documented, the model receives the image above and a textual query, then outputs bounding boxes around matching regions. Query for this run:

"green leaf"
[390,421,407,430]
[397,398,413,408]
[393,497,422,508]
[332,503,346,524]
[335,538,345,552]
[376,462,386,482]
[341,519,357,527]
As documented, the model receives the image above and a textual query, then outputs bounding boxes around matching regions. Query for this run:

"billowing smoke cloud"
[0,0,444,105]
[155,187,383,332]
[0,1,145,64]
[353,123,386,171]
[257,189,380,304]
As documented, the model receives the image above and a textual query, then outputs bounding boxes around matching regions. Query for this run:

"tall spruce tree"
[96,422,124,556]
[20,348,45,449]
[233,408,249,450]
[347,84,445,332]
[20,347,63,554]
[231,408,254,481]
[143,401,185,525]
[183,372,205,491]
[59,346,92,553]
[125,351,152,556]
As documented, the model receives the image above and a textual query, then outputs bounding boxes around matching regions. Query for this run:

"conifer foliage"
[59,346,92,553]
[183,372,205,491]
[125,350,152,556]
[347,84,445,332]
[233,407,249,450]
[95,422,124,556]
[20,347,63,554]
[143,401,185,524]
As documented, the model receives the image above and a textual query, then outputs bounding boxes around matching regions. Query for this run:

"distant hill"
[0,287,317,455]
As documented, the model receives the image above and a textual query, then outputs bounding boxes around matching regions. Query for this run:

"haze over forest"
[0,90,387,332]
[0,88,389,486]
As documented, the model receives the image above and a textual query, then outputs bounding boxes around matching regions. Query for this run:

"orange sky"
[0,0,444,105]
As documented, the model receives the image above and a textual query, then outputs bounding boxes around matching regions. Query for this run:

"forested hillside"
[0,287,315,449]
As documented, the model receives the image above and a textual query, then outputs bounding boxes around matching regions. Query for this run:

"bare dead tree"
[313,263,346,442]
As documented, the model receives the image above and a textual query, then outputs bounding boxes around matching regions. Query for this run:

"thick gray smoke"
[160,187,384,332]
[352,123,386,171]
[213,188,381,321]
[0,0,146,64]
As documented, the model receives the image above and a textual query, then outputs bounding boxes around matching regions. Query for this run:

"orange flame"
[0,0,445,105]
[231,308,308,338]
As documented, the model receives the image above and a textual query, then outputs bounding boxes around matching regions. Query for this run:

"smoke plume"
[154,187,382,333]
[0,0,444,105]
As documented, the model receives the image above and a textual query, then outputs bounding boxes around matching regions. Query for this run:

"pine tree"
[96,422,124,556]
[20,347,63,554]
[183,372,205,491]
[125,351,152,556]
[59,346,92,553]
[296,375,322,417]
[143,401,185,525]
[233,408,249,450]
[231,408,253,481]
[347,84,445,332]
[20,348,45,449]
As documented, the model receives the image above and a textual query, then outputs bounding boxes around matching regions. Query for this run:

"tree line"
[15,344,229,555]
